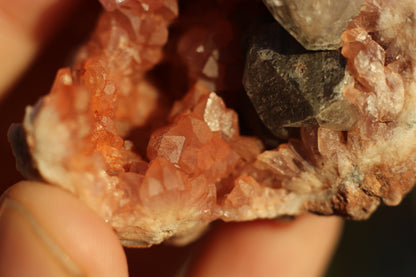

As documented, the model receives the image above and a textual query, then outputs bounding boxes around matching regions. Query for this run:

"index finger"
[0,0,81,98]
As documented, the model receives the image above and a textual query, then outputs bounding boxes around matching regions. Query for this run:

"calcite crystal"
[8,0,416,246]
[263,0,365,50]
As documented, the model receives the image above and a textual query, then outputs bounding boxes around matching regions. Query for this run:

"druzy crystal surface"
[9,0,416,246]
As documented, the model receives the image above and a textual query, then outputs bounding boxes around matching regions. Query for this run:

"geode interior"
[9,0,416,247]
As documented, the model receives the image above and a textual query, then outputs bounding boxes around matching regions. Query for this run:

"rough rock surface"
[8,0,416,246]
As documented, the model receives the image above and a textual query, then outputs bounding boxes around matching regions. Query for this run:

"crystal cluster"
[9,0,416,246]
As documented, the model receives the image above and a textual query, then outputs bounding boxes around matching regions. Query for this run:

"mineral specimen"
[8,0,416,247]
[263,0,365,50]
[243,22,359,136]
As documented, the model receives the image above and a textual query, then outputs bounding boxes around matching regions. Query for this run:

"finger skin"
[0,181,128,277]
[0,0,81,97]
[190,215,343,277]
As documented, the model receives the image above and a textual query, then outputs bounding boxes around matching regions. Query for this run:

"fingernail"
[174,252,194,277]
[0,195,84,277]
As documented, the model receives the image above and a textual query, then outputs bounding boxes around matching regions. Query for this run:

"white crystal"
[263,0,364,50]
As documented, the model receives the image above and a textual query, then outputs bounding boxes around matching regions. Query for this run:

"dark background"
[1,2,415,276]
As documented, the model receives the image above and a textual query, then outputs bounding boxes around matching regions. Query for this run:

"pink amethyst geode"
[9,0,416,246]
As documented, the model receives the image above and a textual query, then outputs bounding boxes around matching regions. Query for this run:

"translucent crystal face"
[263,0,365,50]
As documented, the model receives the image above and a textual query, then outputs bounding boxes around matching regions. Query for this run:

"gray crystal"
[243,23,358,138]
[263,0,364,50]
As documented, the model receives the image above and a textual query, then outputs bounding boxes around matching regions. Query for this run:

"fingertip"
[0,181,128,277]
[190,215,343,277]
[0,0,82,97]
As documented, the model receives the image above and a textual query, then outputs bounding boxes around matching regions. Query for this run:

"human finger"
[0,181,128,277]
[0,0,81,98]
[189,214,342,277]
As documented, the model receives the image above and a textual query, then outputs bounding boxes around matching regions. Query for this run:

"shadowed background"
[0,2,415,276]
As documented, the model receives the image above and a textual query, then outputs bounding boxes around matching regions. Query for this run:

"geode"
[8,0,416,247]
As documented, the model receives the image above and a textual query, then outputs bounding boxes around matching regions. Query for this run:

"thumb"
[0,181,128,277]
